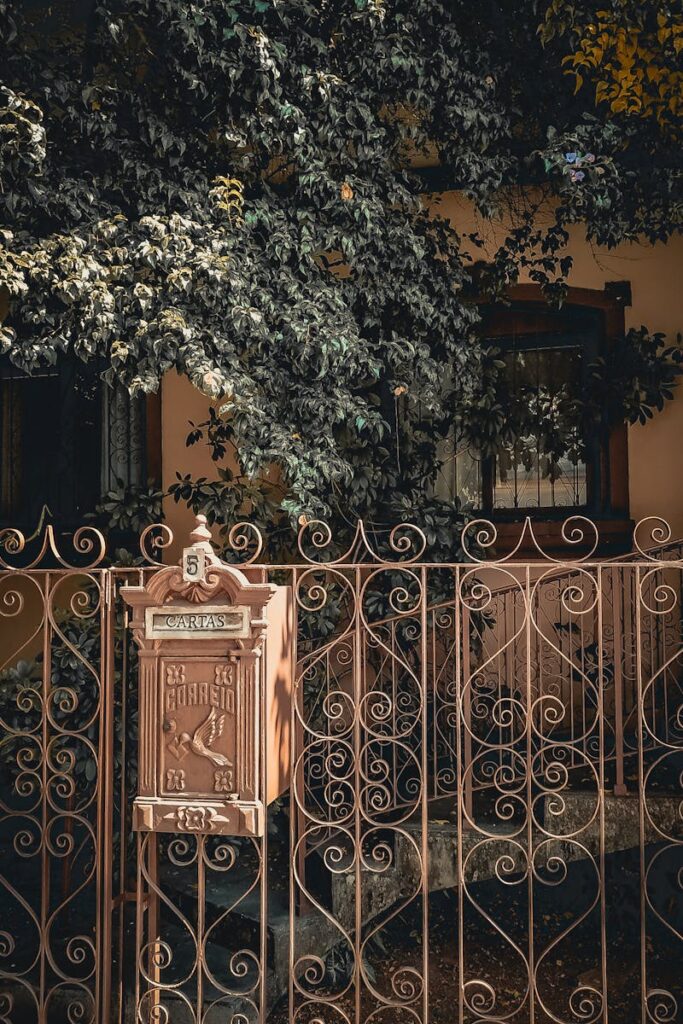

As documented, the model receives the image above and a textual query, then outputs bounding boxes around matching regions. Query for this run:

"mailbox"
[121,516,292,837]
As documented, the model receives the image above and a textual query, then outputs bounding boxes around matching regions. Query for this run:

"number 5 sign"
[182,547,206,583]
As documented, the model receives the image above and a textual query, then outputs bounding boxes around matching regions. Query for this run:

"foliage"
[90,480,165,534]
[542,1,682,129]
[584,327,683,427]
[0,1,680,551]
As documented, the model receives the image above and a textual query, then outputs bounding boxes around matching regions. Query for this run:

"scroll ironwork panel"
[0,516,681,1024]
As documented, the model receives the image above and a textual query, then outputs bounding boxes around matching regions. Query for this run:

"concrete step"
[328,792,682,931]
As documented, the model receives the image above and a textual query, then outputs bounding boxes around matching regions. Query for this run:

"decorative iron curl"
[0,528,27,563]
[568,984,604,1023]
[136,991,171,1024]
[0,586,24,618]
[388,965,423,1003]
[167,835,199,867]
[201,838,238,872]
[297,519,347,564]
[639,568,679,616]
[44,984,95,1024]
[633,517,678,561]
[555,570,599,617]
[226,949,260,984]
[646,990,678,1024]
[139,523,174,566]
[293,1002,351,1024]
[463,979,498,1017]
[63,933,97,973]
[226,521,264,564]
[379,522,427,563]
[297,518,427,564]
[558,515,600,560]
[139,939,173,974]
[462,515,599,563]
[0,524,106,570]
[13,821,42,858]
[0,990,13,1024]
[202,1007,255,1024]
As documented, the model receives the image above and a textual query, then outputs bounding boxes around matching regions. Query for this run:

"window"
[0,358,150,531]
[436,289,629,522]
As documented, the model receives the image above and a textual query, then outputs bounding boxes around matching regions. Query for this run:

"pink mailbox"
[121,516,292,836]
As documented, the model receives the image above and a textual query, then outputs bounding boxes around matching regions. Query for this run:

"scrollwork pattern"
[0,516,681,1023]
[135,832,265,1023]
[0,570,104,1022]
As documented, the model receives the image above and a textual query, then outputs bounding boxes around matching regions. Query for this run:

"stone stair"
[329,791,682,932]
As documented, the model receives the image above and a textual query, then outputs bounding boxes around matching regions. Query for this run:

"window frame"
[477,301,601,518]
[501,283,629,519]
[455,284,631,552]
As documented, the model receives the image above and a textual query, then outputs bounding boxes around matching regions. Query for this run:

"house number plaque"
[121,515,292,837]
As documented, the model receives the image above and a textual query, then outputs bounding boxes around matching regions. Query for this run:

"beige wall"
[162,370,220,558]
[162,191,683,550]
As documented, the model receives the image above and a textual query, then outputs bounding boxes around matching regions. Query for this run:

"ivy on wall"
[0,1,680,551]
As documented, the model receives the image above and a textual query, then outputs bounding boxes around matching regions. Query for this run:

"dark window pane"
[493,345,587,509]
[0,363,102,529]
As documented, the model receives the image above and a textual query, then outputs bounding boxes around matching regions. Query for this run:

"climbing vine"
[0,1,680,553]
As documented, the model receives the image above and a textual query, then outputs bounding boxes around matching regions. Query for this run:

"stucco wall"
[161,370,225,557]
[161,192,683,551]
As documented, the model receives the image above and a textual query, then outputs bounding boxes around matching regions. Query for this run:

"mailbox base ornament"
[133,798,263,836]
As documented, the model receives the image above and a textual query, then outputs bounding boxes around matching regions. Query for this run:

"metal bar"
[116,582,130,1020]
[420,566,429,1024]
[525,565,535,1024]
[134,833,143,1020]
[99,570,115,1023]
[353,565,362,1024]
[634,566,647,1024]
[611,566,628,795]
[454,566,465,1023]
[597,567,608,1023]
[197,836,204,1022]
[260,641,268,1024]
[39,572,50,1024]
[461,603,473,822]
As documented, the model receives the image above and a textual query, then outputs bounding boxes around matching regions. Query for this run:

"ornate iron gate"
[0,517,681,1024]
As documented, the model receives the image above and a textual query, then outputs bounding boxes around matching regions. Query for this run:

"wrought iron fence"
[0,516,681,1024]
